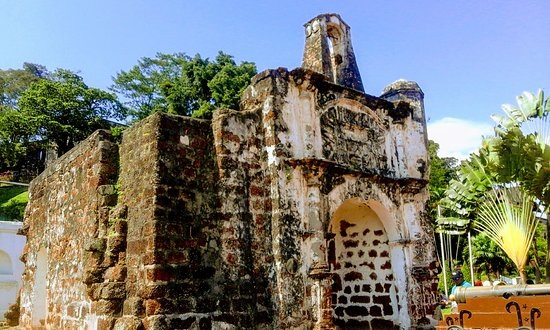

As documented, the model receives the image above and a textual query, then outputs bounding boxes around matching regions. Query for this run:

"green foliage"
[525,222,547,282]
[463,233,513,280]
[0,108,40,169]
[437,266,453,295]
[489,90,549,206]
[428,140,458,219]
[440,140,501,221]
[0,63,45,107]
[429,141,458,196]
[0,186,28,221]
[487,90,550,281]
[110,126,126,144]
[440,90,549,282]
[1,65,126,178]
[17,69,126,155]
[461,262,472,284]
[110,53,188,120]
[0,64,49,174]
[112,51,257,121]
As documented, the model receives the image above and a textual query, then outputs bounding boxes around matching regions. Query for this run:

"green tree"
[429,140,458,198]
[111,51,257,120]
[489,90,549,205]
[464,233,512,281]
[442,155,539,283]
[0,108,40,170]
[17,69,126,156]
[0,63,46,107]
[440,147,497,220]
[441,90,549,283]
[487,90,549,281]
[428,140,458,221]
[529,223,547,282]
[110,53,188,120]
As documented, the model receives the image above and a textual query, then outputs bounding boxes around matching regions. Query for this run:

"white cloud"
[427,117,493,160]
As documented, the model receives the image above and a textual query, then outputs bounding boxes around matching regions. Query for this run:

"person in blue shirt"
[450,270,472,295]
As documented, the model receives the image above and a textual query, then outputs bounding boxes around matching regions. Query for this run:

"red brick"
[145,267,174,282]
[145,299,161,316]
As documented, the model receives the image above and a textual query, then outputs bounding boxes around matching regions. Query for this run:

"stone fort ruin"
[18,13,439,329]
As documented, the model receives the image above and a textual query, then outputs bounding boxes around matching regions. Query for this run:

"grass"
[0,186,27,202]
[0,186,28,221]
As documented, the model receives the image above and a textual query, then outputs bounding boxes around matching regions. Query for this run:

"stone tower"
[302,13,364,92]
[17,14,438,329]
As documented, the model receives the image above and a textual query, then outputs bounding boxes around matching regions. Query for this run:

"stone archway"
[327,198,398,329]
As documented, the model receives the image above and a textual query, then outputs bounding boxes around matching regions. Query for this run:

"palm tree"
[440,149,497,220]
[488,90,549,281]
[438,90,548,283]
[475,186,539,283]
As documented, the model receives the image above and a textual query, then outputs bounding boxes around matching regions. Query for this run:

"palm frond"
[475,187,539,272]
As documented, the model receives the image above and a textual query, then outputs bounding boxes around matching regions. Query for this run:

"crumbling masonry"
[18,14,439,329]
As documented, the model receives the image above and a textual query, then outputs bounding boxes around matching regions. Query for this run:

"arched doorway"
[328,198,398,329]
[0,250,12,275]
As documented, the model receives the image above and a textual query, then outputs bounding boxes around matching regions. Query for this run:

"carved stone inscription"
[321,106,387,172]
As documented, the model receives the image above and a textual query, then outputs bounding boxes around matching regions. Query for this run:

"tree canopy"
[111,51,257,120]
[489,90,549,207]
[0,66,126,177]
[18,69,126,155]
[428,140,458,219]
[0,63,46,107]
[1,51,257,179]
[439,90,549,283]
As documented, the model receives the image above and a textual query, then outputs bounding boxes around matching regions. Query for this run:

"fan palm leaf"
[475,187,539,283]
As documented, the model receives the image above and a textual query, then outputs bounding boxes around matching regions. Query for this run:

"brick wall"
[19,66,438,329]
[19,130,118,329]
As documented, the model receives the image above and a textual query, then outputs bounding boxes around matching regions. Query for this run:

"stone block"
[145,266,175,282]
[168,317,197,329]
[104,265,127,282]
[142,315,169,330]
[83,267,105,285]
[100,282,126,300]
[85,238,106,252]
[92,299,123,316]
[114,316,144,330]
[96,318,117,330]
[123,297,145,317]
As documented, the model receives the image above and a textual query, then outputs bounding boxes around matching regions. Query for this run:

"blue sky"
[1,0,549,158]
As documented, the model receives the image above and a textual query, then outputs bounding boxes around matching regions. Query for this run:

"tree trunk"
[520,268,528,285]
[532,241,542,283]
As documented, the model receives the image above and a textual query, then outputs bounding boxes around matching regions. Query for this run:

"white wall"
[0,221,25,320]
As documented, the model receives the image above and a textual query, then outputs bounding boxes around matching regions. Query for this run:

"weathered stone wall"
[302,14,364,92]
[213,108,274,327]
[19,130,118,329]
[238,67,438,328]
[18,13,439,330]
[115,114,226,329]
